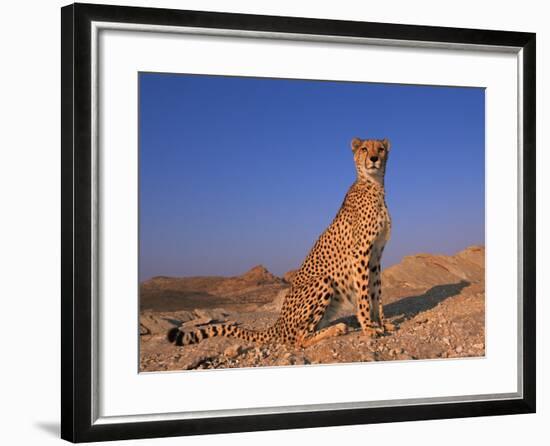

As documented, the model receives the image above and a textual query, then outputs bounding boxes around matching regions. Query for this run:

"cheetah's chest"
[349,204,391,290]
[375,213,391,246]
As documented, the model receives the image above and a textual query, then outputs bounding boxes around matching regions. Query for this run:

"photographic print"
[138,73,485,372]
[61,5,535,440]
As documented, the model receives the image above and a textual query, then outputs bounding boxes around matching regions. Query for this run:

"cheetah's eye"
[361,147,367,152]
[379,147,385,153]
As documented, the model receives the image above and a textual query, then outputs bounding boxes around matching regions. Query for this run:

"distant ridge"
[140,265,284,312]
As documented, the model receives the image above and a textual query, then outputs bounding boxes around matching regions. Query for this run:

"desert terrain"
[139,246,485,371]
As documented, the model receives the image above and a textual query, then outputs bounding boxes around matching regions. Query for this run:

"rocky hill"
[140,246,485,371]
[140,265,285,312]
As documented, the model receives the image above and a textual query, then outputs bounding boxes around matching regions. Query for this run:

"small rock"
[224,345,242,358]
[279,358,292,366]
[389,347,404,357]
[455,346,463,353]
[193,308,228,321]
[361,352,375,361]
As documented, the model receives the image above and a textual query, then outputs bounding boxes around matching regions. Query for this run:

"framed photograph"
[61,2,536,442]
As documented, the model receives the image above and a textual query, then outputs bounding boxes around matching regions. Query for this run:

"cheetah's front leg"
[353,249,383,336]
[369,253,396,333]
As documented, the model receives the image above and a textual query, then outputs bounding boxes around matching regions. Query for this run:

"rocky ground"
[139,246,485,371]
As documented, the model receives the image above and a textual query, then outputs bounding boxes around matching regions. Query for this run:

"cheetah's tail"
[167,323,276,347]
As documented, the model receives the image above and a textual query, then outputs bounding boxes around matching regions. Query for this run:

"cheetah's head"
[351,137,391,185]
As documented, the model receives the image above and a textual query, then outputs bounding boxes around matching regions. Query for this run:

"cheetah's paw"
[362,325,384,337]
[333,322,349,336]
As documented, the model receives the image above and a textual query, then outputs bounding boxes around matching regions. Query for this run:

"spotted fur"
[168,137,394,348]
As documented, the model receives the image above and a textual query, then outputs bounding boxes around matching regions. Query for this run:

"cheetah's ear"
[351,138,362,152]
[382,138,391,152]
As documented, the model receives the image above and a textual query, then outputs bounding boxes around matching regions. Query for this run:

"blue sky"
[139,73,484,281]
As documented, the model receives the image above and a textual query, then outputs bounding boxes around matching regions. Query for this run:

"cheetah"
[168,137,395,348]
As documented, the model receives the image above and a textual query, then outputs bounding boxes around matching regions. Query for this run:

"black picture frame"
[61,2,536,443]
